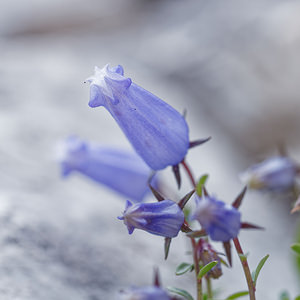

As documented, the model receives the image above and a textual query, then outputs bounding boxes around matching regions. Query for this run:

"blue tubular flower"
[118,200,184,238]
[121,286,170,300]
[240,156,298,191]
[58,136,156,202]
[86,64,189,170]
[192,195,241,242]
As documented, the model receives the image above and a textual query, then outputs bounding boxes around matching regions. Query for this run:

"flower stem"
[181,160,197,188]
[206,277,212,299]
[182,160,203,299]
[191,238,203,300]
[233,237,256,300]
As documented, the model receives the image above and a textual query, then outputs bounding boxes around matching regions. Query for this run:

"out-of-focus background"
[1,0,300,299]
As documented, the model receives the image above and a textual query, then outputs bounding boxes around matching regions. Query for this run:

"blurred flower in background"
[240,156,299,191]
[58,136,157,202]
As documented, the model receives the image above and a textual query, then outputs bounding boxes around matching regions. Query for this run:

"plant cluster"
[59,64,300,300]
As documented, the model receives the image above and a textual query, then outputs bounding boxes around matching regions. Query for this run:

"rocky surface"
[0,0,300,299]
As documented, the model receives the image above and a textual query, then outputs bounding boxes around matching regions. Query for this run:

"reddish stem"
[181,160,197,188]
[233,237,256,300]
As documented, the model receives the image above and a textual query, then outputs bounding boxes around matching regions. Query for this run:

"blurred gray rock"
[0,0,300,299]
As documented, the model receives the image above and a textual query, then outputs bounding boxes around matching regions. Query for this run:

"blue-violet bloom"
[240,156,298,191]
[118,200,184,238]
[121,286,170,300]
[86,64,189,170]
[192,195,241,242]
[58,136,156,202]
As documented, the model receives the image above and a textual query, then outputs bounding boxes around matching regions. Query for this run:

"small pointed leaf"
[189,137,211,149]
[172,165,181,189]
[148,184,164,202]
[223,241,232,267]
[251,254,269,287]
[220,257,229,268]
[175,263,193,275]
[241,222,264,230]
[197,261,218,279]
[291,243,300,255]
[232,186,247,209]
[167,287,194,300]
[225,291,249,299]
[178,189,195,209]
[196,174,209,196]
[164,238,172,260]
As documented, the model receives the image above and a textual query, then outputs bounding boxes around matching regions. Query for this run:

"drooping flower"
[58,136,156,202]
[85,64,189,170]
[192,195,241,242]
[240,156,298,191]
[120,286,170,300]
[118,200,184,238]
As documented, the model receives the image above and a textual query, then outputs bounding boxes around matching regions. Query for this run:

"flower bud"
[118,200,184,238]
[197,239,222,279]
[86,64,189,170]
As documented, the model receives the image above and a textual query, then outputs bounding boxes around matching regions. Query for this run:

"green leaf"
[251,254,269,287]
[291,243,300,255]
[167,287,194,300]
[203,293,208,300]
[196,174,209,196]
[225,291,249,299]
[197,261,218,279]
[175,262,193,275]
[238,253,249,262]
[295,222,300,277]
[295,296,300,300]
[219,257,229,268]
[279,291,290,300]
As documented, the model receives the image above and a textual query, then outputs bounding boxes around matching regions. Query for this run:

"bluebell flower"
[121,286,170,300]
[192,195,241,242]
[58,136,156,202]
[240,156,298,191]
[85,64,189,170]
[118,200,184,238]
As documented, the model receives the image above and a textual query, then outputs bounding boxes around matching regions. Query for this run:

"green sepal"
[175,262,194,275]
[251,254,269,287]
[167,287,194,300]
[197,261,218,279]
